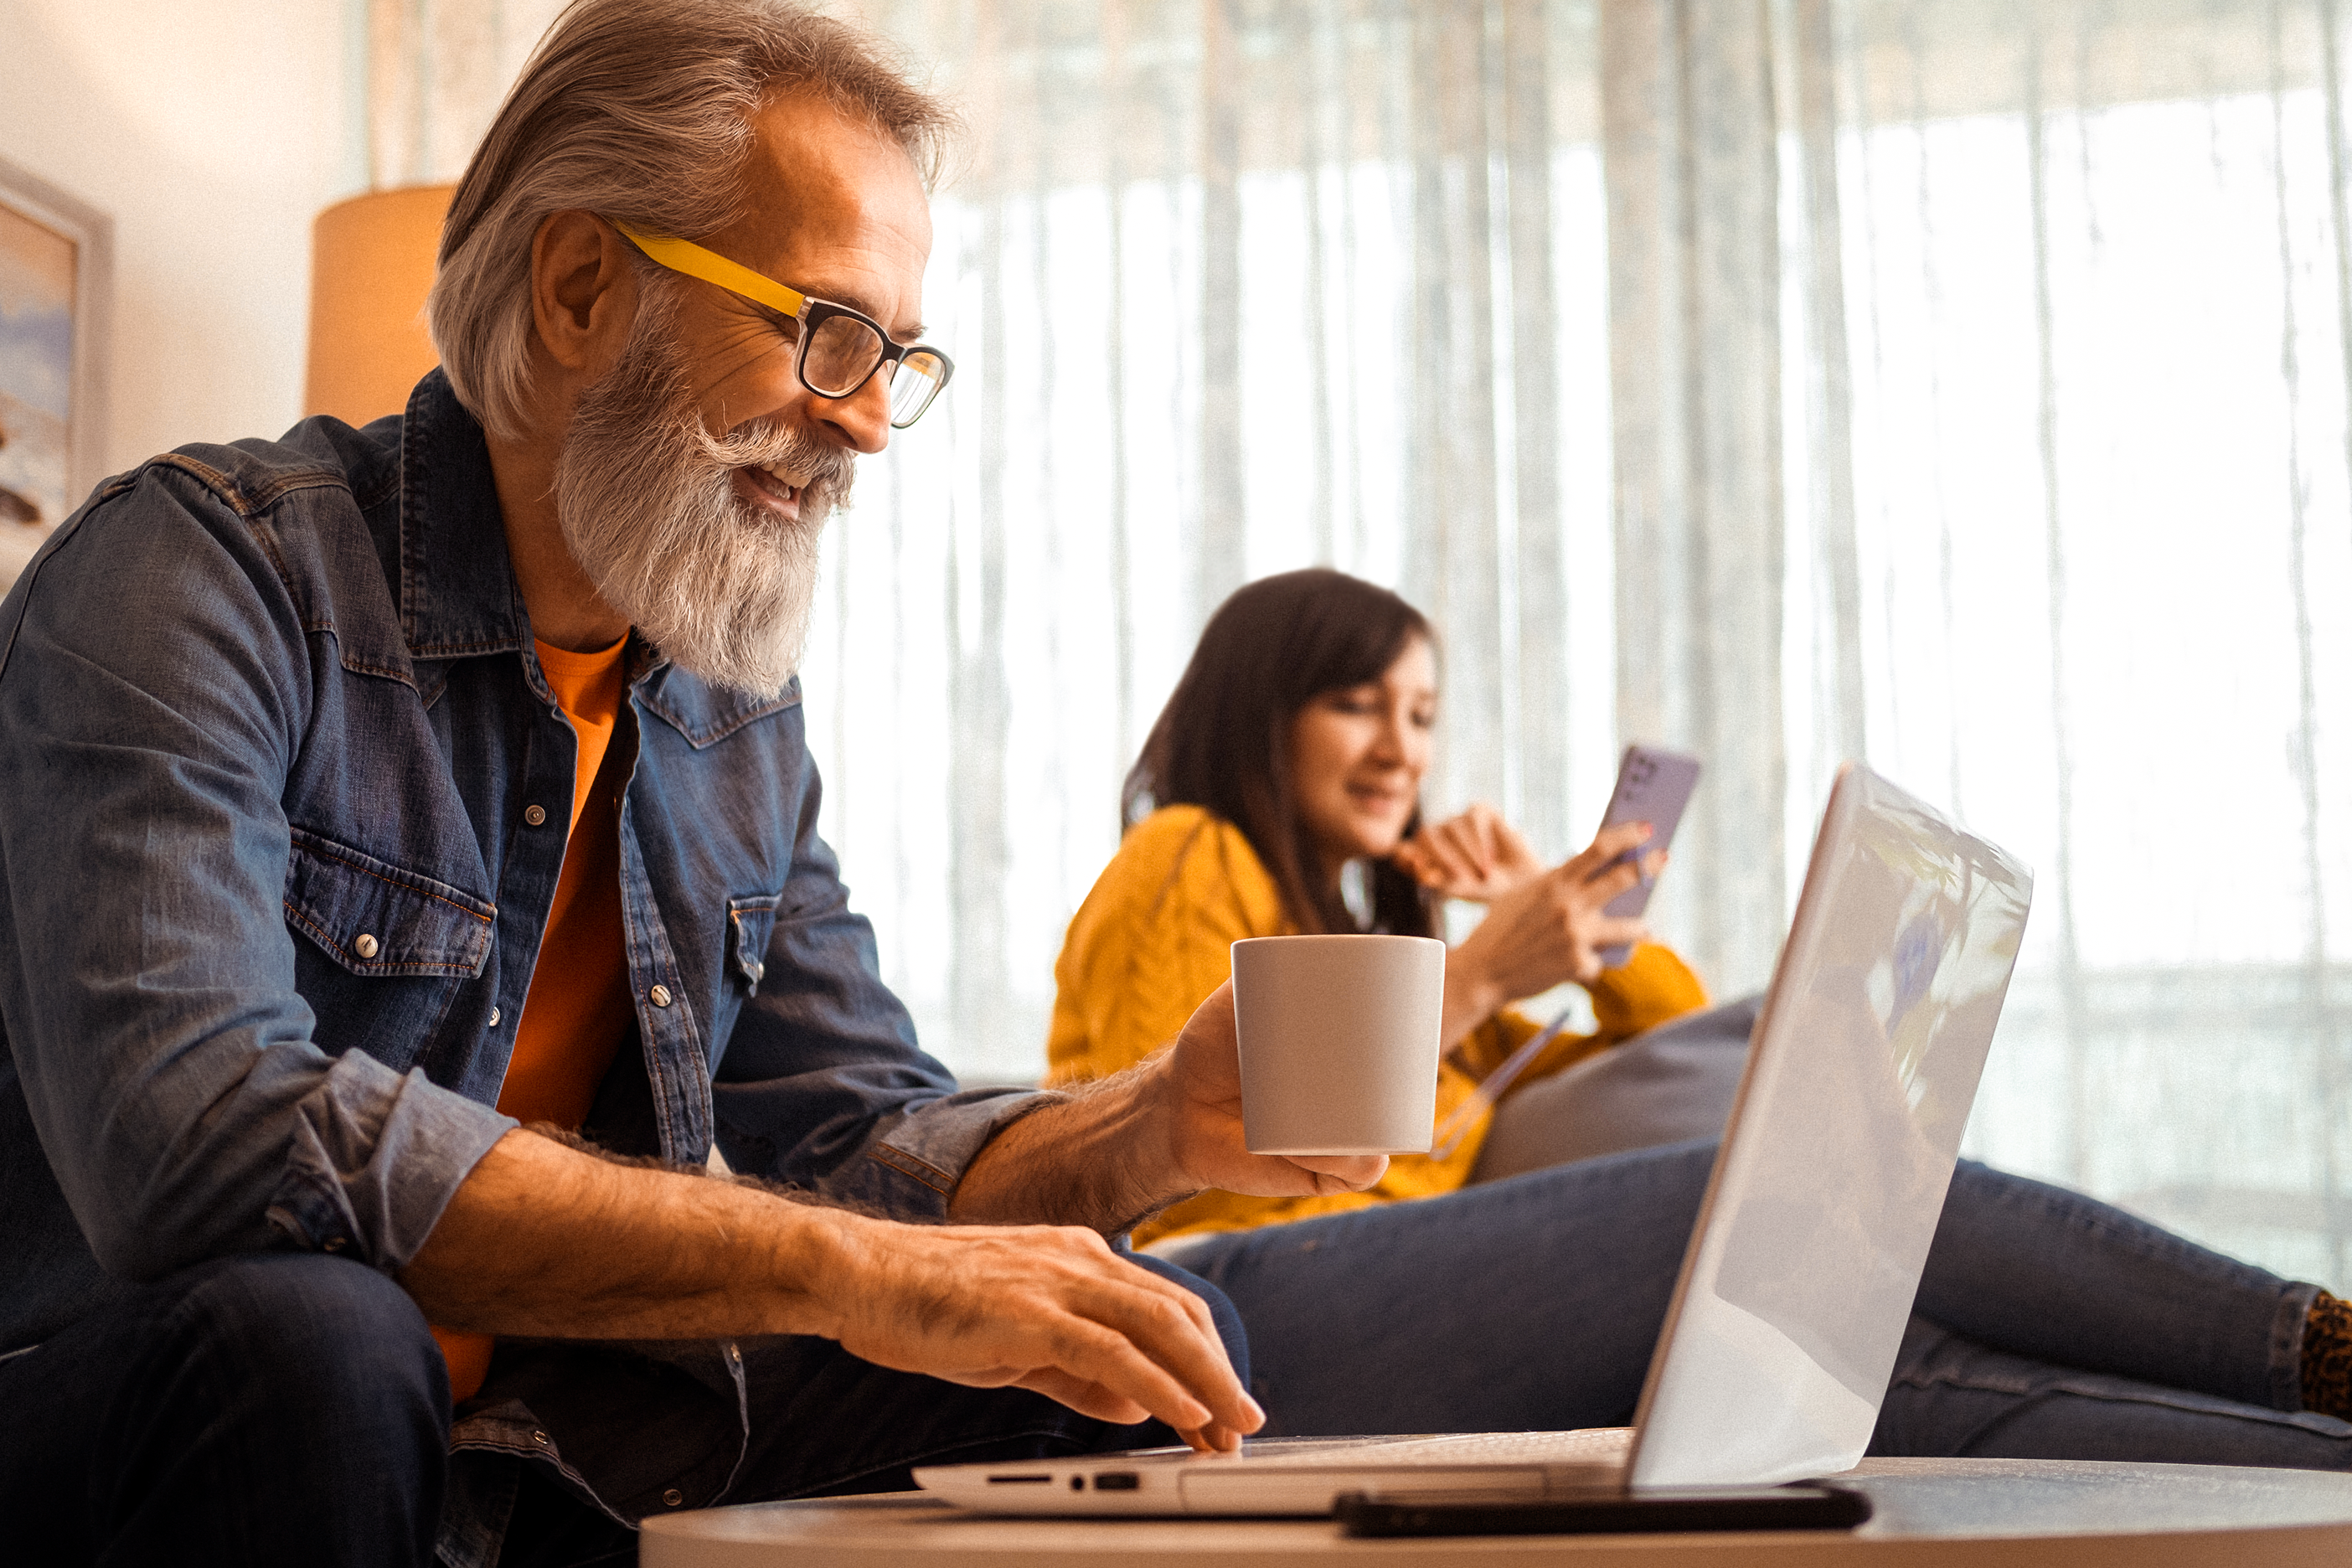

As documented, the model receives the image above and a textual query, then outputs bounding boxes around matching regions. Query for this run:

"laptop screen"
[1628,765,2034,1488]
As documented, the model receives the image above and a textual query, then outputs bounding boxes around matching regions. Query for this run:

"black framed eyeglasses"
[611,219,955,429]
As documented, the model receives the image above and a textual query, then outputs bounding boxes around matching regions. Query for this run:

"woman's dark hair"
[1123,568,1436,936]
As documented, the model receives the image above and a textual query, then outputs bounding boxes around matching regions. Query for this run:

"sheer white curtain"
[1798,0,2352,1291]
[374,0,2352,1289]
[799,0,1626,1086]
[1637,0,2352,1289]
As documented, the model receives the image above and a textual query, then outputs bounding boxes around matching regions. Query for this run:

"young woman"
[1048,567,2352,1463]
[1047,569,1724,1247]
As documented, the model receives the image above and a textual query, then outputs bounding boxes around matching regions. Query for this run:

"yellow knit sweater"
[1046,804,1710,1247]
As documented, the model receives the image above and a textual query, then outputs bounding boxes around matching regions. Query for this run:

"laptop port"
[1094,1473,1141,1491]
[984,1474,1051,1484]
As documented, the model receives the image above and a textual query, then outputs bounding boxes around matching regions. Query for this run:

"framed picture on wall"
[0,153,111,592]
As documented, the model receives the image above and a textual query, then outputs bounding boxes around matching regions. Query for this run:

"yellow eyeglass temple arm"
[611,220,808,322]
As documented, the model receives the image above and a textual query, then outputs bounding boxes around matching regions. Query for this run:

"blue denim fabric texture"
[0,369,1055,1547]
[0,1255,451,1567]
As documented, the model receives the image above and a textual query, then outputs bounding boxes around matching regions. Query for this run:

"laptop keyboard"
[1232,1429,1634,1467]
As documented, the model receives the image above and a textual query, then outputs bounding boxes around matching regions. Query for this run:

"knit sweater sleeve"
[1045,806,1285,1088]
[1448,942,1713,1092]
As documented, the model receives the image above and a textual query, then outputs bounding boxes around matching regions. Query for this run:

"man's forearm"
[947,1062,1195,1232]
[400,1128,860,1340]
[400,1124,1266,1450]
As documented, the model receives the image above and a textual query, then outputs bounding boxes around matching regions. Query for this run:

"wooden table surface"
[640,1457,2352,1566]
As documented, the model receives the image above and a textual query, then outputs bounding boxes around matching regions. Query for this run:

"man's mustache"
[690,415,855,502]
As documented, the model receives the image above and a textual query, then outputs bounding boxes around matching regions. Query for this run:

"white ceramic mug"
[1230,933,1447,1155]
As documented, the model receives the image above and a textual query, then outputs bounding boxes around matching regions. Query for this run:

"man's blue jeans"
[0,1251,1240,1567]
[1172,1140,2352,1467]
[0,1255,448,1566]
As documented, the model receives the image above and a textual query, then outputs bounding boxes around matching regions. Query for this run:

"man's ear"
[529,210,638,376]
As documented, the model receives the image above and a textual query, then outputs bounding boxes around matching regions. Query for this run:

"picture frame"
[0,152,112,591]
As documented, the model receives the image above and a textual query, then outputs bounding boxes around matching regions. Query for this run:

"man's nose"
[806,369,895,455]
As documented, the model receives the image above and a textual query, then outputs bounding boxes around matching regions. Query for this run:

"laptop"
[916,763,2034,1516]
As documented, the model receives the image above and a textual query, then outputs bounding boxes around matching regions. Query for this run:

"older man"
[0,3,1383,1564]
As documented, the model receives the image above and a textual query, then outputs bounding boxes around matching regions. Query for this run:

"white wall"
[0,0,357,475]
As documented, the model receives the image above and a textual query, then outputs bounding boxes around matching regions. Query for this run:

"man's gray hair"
[427,0,956,441]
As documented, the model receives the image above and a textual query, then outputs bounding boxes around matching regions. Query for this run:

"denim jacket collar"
[397,369,530,668]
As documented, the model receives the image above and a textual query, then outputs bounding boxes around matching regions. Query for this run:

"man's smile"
[735,460,807,520]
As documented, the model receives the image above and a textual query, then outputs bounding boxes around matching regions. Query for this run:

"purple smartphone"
[1595,744,1702,968]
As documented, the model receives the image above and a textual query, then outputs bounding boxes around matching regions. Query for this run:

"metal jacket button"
[649,984,673,1008]
[663,1488,684,1508]
[524,804,548,827]
[487,1006,502,1028]
[353,934,379,959]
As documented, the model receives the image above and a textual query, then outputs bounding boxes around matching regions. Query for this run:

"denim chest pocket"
[727,896,778,995]
[283,827,496,976]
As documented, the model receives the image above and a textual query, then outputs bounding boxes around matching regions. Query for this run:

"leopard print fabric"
[2301,1291,2352,1420]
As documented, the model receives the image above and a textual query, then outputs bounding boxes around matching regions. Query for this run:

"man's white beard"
[552,297,854,698]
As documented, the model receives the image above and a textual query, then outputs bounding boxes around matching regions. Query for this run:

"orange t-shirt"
[432,635,636,1403]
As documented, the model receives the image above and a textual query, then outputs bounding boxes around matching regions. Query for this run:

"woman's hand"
[1393,803,1545,902]
[1437,819,1663,1048]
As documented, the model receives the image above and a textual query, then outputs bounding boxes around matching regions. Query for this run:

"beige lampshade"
[304,184,456,425]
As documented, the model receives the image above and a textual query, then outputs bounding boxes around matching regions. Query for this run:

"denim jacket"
[0,370,1039,1372]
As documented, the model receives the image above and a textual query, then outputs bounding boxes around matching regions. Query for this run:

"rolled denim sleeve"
[716,1036,1060,1220]
[0,467,511,1281]
[836,1086,1062,1214]
[266,1050,516,1261]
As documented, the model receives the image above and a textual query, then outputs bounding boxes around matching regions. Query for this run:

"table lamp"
[304,183,456,425]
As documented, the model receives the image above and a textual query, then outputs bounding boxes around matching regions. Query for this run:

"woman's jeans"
[1168,1140,2352,1468]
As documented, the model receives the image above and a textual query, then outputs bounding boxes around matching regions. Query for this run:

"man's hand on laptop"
[812,1214,1264,1453]
[401,1131,1263,1452]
